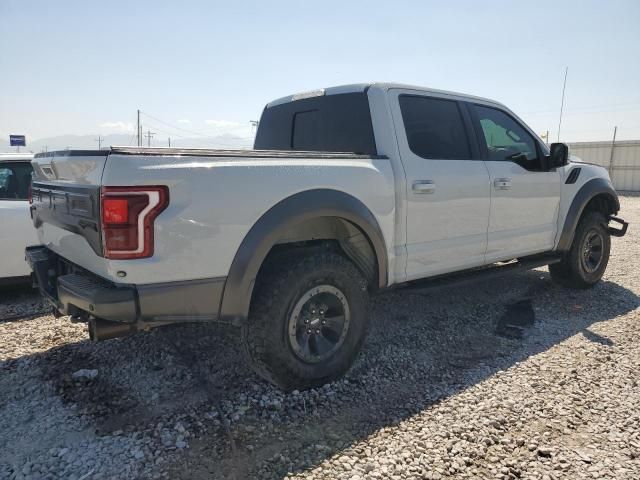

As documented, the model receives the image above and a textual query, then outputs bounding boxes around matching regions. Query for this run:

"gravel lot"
[1,195,639,480]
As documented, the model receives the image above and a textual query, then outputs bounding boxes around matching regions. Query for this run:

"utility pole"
[557,67,568,142]
[94,135,104,150]
[144,130,156,147]
[250,120,259,136]
[540,131,550,145]
[168,137,171,147]
[137,109,141,147]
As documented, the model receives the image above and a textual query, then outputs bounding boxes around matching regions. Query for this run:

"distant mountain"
[0,133,253,153]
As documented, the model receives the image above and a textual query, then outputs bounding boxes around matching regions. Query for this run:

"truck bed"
[30,145,396,288]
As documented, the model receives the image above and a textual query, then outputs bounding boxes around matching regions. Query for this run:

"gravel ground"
[1,195,639,480]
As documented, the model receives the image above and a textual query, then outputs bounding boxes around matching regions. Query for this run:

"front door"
[389,90,491,280]
[468,103,561,262]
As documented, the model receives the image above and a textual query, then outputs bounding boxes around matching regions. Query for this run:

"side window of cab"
[472,104,542,170]
[399,95,472,160]
[0,162,33,200]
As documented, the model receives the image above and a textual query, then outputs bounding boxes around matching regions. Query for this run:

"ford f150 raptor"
[26,83,628,390]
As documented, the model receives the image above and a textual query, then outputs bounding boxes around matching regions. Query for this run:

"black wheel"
[549,211,611,289]
[242,251,370,391]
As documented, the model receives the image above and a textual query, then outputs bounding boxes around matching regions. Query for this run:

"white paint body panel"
[0,155,38,278]
[386,88,491,279]
[554,161,613,247]
[484,161,560,262]
[28,83,619,291]
[0,199,38,277]
[33,153,397,286]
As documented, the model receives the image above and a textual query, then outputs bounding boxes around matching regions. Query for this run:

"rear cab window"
[0,162,33,200]
[254,92,377,155]
[398,95,472,160]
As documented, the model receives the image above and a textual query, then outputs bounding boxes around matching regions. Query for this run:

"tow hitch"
[608,216,628,237]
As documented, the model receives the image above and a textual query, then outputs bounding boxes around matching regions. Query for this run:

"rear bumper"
[58,274,137,322]
[25,246,226,324]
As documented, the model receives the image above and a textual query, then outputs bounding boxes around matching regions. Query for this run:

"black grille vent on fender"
[565,168,581,184]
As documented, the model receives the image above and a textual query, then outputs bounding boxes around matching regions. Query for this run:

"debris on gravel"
[0,195,639,479]
[71,369,99,380]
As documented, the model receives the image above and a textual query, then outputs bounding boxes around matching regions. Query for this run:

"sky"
[1,0,639,150]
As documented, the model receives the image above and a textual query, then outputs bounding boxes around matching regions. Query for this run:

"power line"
[141,120,254,145]
[139,111,213,138]
[139,110,255,141]
[522,101,640,116]
[140,124,189,139]
[126,131,137,146]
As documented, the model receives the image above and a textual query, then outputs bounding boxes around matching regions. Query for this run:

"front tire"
[242,251,370,391]
[549,211,611,289]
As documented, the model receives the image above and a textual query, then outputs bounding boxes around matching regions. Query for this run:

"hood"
[568,155,612,183]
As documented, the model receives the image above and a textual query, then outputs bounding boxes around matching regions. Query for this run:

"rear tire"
[549,211,611,289]
[242,251,370,391]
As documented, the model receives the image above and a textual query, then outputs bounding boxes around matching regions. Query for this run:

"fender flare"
[218,189,389,324]
[557,177,619,251]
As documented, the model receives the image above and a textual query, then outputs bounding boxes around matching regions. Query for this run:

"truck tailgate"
[30,151,110,276]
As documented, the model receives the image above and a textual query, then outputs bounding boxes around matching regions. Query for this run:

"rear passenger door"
[467,103,561,261]
[389,90,491,280]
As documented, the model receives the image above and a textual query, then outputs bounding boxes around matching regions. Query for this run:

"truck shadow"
[1,269,638,479]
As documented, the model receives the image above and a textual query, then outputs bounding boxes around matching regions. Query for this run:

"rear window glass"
[399,95,471,160]
[292,110,321,150]
[0,162,33,200]
[254,92,377,155]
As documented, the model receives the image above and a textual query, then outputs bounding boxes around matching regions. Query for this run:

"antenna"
[557,67,568,142]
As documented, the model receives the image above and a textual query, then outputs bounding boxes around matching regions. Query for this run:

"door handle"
[494,178,512,190]
[412,180,436,194]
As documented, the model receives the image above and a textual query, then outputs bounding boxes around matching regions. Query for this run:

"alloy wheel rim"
[581,229,604,273]
[288,285,350,364]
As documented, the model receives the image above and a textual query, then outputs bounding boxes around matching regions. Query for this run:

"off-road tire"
[242,251,370,391]
[549,211,611,289]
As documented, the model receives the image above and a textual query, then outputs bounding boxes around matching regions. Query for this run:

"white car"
[26,83,628,390]
[0,153,38,282]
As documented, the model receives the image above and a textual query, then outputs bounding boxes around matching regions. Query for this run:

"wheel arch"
[557,177,619,252]
[218,189,388,324]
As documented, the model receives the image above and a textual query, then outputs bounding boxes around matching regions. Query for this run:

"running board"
[401,254,562,294]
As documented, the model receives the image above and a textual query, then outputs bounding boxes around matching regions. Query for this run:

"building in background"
[567,140,640,192]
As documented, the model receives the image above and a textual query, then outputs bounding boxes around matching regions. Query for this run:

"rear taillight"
[100,186,169,259]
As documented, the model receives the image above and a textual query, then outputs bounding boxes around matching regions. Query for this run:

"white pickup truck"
[27,83,628,390]
[0,153,37,282]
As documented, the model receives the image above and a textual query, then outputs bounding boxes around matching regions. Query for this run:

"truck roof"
[0,153,34,162]
[266,82,506,109]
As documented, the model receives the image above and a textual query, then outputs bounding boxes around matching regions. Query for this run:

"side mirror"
[549,143,569,168]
